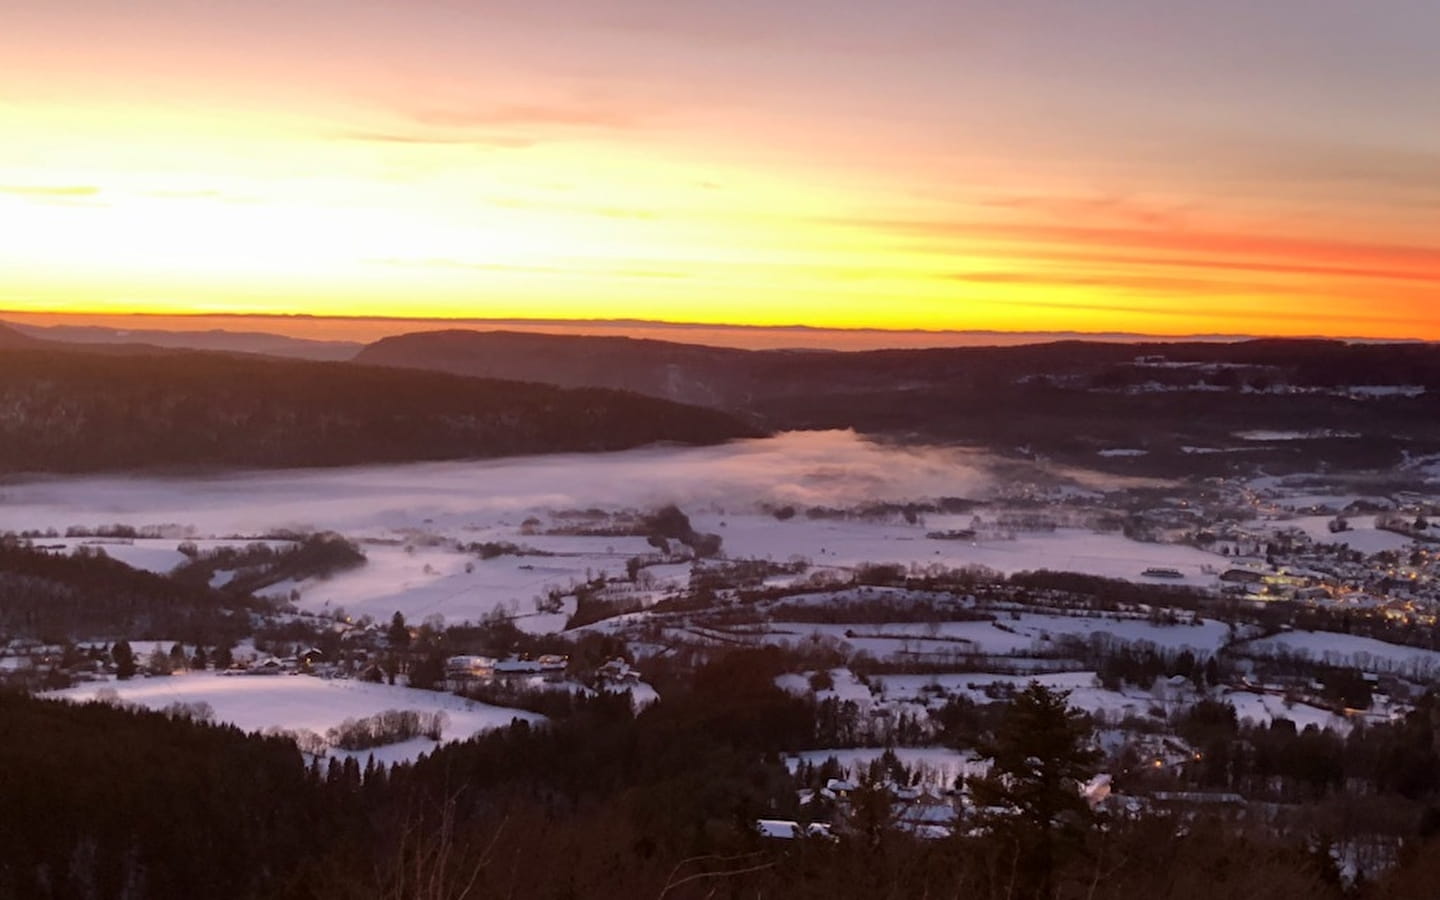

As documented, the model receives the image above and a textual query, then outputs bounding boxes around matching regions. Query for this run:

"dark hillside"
[0,348,758,474]
[0,540,260,642]
[0,322,41,349]
[357,330,1440,474]
[358,329,756,407]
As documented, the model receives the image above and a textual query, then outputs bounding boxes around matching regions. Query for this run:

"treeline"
[0,692,333,899]
[328,708,447,751]
[1159,693,1440,812]
[767,594,990,625]
[0,347,757,474]
[170,532,366,596]
[0,539,261,643]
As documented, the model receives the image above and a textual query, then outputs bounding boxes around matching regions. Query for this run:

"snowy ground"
[1238,631,1440,678]
[782,669,1351,733]
[728,612,1231,663]
[775,668,875,705]
[0,431,1232,632]
[282,542,589,625]
[28,538,298,576]
[1222,690,1351,733]
[1285,516,1416,554]
[0,432,1006,536]
[697,516,1222,588]
[48,673,543,764]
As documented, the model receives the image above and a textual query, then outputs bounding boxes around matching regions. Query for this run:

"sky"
[2,0,1438,340]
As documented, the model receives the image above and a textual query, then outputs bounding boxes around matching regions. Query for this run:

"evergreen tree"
[968,681,1100,898]
[407,651,446,691]
[112,640,136,679]
[387,611,410,650]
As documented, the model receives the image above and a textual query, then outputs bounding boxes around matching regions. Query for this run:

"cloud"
[980,193,1197,231]
[371,257,686,280]
[339,130,537,149]
[950,271,1243,295]
[980,248,1440,286]
[410,102,641,131]
[832,214,1440,282]
[340,96,651,150]
[485,195,658,220]
[0,185,102,205]
[0,185,99,197]
[952,295,1429,328]
[373,257,580,277]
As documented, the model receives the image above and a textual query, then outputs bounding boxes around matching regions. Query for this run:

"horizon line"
[2,308,1429,346]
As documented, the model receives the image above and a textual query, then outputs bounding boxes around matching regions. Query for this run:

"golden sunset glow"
[4,1,1438,340]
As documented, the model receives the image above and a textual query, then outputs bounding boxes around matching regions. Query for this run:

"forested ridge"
[0,347,758,474]
[357,331,1440,475]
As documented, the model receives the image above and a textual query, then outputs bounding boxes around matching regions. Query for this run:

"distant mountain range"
[5,319,1438,476]
[5,321,361,361]
[355,329,1440,475]
[355,327,1440,406]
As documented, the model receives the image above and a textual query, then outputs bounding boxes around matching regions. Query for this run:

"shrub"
[326,708,449,751]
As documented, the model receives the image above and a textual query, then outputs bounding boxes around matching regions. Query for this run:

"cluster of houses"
[1095,471,1440,621]
[759,770,1121,842]
[442,653,569,690]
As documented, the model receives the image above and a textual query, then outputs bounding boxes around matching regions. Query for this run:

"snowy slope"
[49,673,542,763]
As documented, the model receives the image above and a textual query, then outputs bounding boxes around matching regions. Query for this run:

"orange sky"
[2,0,1438,340]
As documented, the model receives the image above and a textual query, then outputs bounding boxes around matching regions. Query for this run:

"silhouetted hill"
[357,330,1440,474]
[7,322,362,360]
[0,322,42,349]
[0,348,758,474]
[357,329,757,407]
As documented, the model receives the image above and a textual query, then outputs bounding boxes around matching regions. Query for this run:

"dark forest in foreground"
[9,656,1440,900]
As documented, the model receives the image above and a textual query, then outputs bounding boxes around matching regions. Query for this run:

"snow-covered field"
[737,612,1231,662]
[282,542,581,625]
[0,431,1230,631]
[1223,690,1351,733]
[28,538,298,576]
[1285,516,1415,554]
[48,673,543,764]
[775,668,875,705]
[698,517,1221,588]
[1238,631,1440,678]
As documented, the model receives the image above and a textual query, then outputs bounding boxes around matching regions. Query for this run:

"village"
[1,439,1438,882]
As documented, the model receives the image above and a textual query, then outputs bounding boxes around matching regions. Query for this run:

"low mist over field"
[0,431,1039,535]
